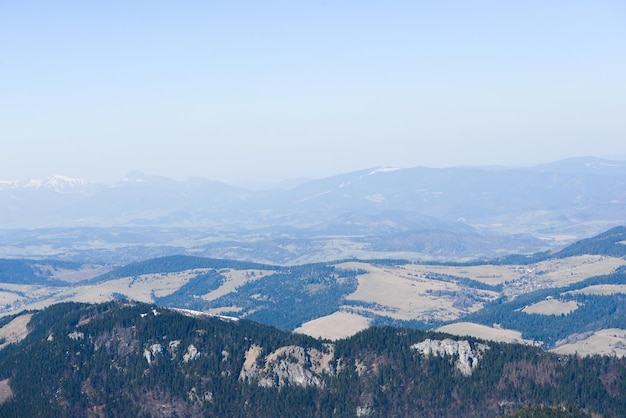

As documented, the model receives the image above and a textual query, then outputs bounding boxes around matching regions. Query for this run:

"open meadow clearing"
[521,299,580,315]
[295,311,371,340]
[339,262,498,322]
[435,322,537,345]
[551,329,626,357]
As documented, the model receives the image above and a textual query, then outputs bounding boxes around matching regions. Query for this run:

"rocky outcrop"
[142,340,201,364]
[67,331,84,341]
[239,344,335,388]
[168,340,181,357]
[183,344,200,362]
[412,338,489,376]
[144,343,163,364]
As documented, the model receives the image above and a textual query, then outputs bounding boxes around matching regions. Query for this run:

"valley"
[0,255,615,323]
[2,226,626,357]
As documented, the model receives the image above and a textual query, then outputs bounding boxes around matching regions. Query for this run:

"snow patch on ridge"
[368,167,401,175]
[0,175,93,193]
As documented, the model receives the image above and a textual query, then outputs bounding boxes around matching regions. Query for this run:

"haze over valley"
[2,157,625,265]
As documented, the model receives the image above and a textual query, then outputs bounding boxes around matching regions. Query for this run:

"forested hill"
[0,259,82,285]
[88,255,277,283]
[0,301,624,417]
[553,226,626,258]
[496,225,626,265]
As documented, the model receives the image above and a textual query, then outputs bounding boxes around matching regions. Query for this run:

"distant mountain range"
[0,175,96,193]
[1,157,625,264]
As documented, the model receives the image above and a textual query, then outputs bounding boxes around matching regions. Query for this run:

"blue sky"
[1,1,625,186]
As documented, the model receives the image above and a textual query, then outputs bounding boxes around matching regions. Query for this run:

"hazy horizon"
[2,2,625,185]
[2,154,626,191]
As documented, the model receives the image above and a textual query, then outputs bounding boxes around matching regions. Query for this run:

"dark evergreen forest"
[0,301,624,417]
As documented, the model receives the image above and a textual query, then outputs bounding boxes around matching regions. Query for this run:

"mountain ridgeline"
[496,225,626,265]
[0,301,624,417]
[89,256,276,283]
[1,157,625,264]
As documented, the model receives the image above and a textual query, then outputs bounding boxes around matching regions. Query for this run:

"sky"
[1,1,625,186]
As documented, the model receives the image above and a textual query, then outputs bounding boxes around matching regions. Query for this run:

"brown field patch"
[436,322,536,345]
[0,313,33,350]
[0,291,22,306]
[0,284,63,317]
[294,311,370,340]
[522,299,579,316]
[567,284,626,296]
[60,271,201,305]
[202,269,273,301]
[400,264,523,286]
[0,379,12,404]
[532,255,626,287]
[339,262,498,322]
[0,270,213,315]
[551,329,626,357]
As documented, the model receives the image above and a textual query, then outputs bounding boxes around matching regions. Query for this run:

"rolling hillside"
[0,227,625,353]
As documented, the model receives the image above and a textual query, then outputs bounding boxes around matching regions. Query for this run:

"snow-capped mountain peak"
[0,175,95,194]
[44,175,92,193]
